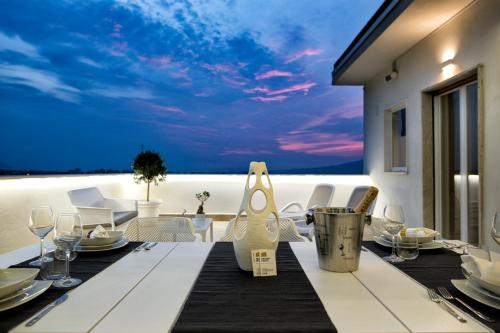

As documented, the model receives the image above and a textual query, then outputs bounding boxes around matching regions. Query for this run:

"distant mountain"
[273,160,364,175]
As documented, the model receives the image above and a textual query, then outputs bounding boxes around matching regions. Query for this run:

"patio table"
[0,241,494,333]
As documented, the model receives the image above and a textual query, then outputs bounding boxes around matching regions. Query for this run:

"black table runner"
[0,242,142,333]
[363,241,500,332]
[172,242,336,333]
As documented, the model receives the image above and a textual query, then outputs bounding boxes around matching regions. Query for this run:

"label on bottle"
[251,249,277,277]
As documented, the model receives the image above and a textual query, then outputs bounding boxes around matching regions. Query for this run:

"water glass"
[53,213,83,288]
[491,212,500,245]
[28,206,55,267]
[382,204,405,263]
[397,239,419,260]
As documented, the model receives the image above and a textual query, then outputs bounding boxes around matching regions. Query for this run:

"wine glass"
[28,207,55,267]
[491,212,500,246]
[53,213,83,288]
[382,204,405,263]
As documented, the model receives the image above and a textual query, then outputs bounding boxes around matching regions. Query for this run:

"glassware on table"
[382,204,405,263]
[52,213,83,288]
[28,206,55,267]
[397,238,419,260]
[491,212,500,246]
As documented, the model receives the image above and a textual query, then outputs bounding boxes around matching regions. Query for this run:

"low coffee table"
[191,217,213,242]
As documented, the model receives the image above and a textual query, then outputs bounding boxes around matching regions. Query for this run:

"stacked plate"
[0,268,52,311]
[374,234,444,250]
[76,231,129,252]
[452,259,500,309]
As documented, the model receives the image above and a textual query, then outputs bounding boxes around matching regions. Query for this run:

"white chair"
[125,217,197,242]
[279,184,335,240]
[67,187,138,231]
[219,217,304,242]
[346,186,377,215]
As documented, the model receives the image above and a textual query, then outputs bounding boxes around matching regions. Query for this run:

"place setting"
[450,216,500,311]
[0,207,133,316]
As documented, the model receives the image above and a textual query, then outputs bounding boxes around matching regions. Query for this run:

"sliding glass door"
[434,81,479,245]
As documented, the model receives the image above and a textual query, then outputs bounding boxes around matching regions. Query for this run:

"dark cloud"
[0,0,381,172]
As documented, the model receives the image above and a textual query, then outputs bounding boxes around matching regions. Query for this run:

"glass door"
[434,81,479,245]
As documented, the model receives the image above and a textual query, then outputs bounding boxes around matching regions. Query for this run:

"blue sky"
[0,0,381,173]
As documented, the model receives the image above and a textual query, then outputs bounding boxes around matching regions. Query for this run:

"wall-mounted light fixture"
[385,61,399,82]
[441,49,456,78]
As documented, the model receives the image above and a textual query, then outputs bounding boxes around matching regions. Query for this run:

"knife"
[145,242,158,251]
[26,294,68,327]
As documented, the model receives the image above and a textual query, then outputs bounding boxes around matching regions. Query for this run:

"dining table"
[0,240,497,333]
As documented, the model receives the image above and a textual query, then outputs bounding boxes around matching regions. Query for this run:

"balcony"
[0,173,372,254]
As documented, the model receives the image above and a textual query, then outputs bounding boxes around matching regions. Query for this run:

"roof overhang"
[332,0,474,85]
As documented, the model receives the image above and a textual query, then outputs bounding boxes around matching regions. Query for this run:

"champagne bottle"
[353,186,379,214]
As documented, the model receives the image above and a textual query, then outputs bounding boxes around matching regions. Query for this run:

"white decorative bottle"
[233,162,279,271]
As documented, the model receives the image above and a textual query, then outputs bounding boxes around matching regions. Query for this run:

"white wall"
[0,174,371,254]
[364,1,500,251]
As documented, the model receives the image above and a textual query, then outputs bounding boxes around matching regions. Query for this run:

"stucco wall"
[364,0,500,251]
[0,174,371,254]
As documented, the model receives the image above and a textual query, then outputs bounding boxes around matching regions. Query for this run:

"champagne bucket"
[307,207,365,272]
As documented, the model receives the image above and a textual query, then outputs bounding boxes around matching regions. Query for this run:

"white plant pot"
[138,199,163,218]
[233,162,279,271]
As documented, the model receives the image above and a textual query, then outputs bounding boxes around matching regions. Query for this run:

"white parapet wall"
[0,174,371,254]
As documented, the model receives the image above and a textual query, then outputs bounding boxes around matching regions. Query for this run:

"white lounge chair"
[346,186,377,215]
[67,187,138,231]
[279,183,335,240]
[219,217,304,242]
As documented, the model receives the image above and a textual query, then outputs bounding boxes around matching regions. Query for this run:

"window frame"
[384,101,408,174]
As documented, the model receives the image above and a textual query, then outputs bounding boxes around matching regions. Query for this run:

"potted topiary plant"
[132,150,167,218]
[195,191,210,217]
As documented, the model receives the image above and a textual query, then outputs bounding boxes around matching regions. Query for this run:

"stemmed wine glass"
[491,212,500,246]
[28,206,55,267]
[382,204,405,263]
[53,213,83,288]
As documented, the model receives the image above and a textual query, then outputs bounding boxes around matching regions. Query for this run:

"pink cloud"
[141,102,184,114]
[200,63,236,74]
[244,81,316,96]
[221,75,249,87]
[277,132,363,156]
[285,48,322,64]
[251,95,289,103]
[138,55,171,68]
[220,148,273,156]
[244,86,270,94]
[111,23,122,38]
[255,70,293,80]
[171,67,189,79]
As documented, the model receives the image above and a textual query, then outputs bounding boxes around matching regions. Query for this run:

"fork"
[437,287,494,322]
[427,288,467,322]
[133,242,149,252]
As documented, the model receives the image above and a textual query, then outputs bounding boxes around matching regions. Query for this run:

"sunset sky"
[0,0,381,173]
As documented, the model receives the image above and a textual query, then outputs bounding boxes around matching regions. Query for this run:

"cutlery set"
[134,242,158,252]
[427,287,495,323]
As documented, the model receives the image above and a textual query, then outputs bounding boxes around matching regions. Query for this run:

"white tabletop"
[1,242,492,333]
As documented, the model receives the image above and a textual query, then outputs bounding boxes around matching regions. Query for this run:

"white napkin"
[86,225,109,239]
[405,228,426,238]
[461,254,500,286]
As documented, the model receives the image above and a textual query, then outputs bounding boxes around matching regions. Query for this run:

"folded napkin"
[86,225,109,239]
[404,228,426,238]
[461,254,500,286]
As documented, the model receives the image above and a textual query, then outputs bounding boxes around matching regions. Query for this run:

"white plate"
[80,231,124,246]
[0,283,34,303]
[75,237,129,252]
[451,279,500,310]
[77,236,125,249]
[461,262,500,296]
[0,268,39,299]
[0,280,52,312]
[467,278,500,302]
[374,235,444,250]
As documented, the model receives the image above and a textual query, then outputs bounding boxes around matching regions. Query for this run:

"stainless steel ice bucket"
[307,207,365,272]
